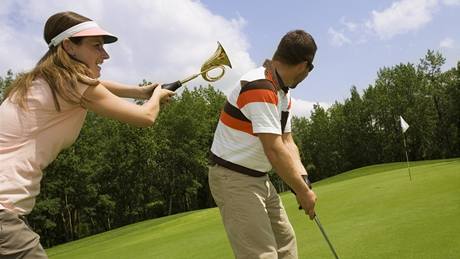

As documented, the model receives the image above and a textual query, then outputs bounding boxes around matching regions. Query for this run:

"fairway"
[47,158,460,259]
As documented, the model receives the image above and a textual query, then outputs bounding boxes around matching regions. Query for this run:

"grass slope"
[47,158,460,259]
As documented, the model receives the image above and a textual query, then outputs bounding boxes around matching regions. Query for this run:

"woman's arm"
[100,80,156,99]
[82,83,174,127]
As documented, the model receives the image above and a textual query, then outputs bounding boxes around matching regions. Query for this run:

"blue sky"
[1,0,459,116]
[200,0,460,103]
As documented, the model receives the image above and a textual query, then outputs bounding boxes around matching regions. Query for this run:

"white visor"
[48,21,117,47]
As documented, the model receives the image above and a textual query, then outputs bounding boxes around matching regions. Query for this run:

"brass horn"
[162,41,232,91]
[200,41,232,82]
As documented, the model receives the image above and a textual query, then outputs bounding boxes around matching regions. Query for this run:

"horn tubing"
[202,65,225,82]
[172,41,232,86]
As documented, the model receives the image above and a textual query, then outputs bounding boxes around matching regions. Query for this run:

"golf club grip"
[161,81,182,91]
[299,175,312,210]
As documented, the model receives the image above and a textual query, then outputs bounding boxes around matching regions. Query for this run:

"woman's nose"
[102,48,110,59]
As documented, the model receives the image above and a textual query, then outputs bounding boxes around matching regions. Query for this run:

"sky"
[0,0,459,117]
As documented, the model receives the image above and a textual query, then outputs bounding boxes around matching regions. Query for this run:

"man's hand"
[257,133,317,219]
[292,175,316,219]
[296,189,317,220]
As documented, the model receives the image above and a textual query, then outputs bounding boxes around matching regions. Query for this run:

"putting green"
[47,158,460,259]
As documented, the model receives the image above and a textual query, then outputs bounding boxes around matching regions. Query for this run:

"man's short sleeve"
[236,80,281,135]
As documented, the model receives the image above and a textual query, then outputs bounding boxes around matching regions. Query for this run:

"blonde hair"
[5,11,99,111]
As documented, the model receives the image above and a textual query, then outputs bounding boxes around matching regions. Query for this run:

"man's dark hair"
[273,30,317,65]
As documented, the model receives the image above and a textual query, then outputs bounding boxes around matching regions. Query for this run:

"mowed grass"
[47,158,460,259]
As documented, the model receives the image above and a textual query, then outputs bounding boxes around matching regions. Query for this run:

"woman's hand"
[152,85,175,104]
[140,83,159,99]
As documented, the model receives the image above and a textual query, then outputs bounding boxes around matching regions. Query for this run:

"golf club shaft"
[297,176,339,258]
[314,215,340,259]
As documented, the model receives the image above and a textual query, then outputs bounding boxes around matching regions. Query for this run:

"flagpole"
[402,132,412,181]
[399,116,412,181]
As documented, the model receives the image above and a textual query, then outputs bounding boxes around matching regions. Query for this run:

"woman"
[0,11,174,258]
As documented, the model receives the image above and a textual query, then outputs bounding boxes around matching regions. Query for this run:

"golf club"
[313,214,340,259]
[298,175,340,259]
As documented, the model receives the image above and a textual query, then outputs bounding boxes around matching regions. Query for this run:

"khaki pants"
[209,164,297,259]
[0,210,48,259]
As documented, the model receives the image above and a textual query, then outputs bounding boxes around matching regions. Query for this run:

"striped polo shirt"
[210,62,292,173]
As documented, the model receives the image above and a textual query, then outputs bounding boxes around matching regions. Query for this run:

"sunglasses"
[306,60,314,72]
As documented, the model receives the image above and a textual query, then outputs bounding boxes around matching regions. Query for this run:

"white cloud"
[340,17,358,32]
[291,98,330,118]
[328,27,352,47]
[0,0,256,93]
[329,17,370,47]
[366,0,439,39]
[439,37,455,48]
[443,0,460,5]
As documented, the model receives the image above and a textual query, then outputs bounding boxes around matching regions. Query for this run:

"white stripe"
[211,123,272,172]
[241,102,281,134]
[211,66,293,173]
[48,21,99,47]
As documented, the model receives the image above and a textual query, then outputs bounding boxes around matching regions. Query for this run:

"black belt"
[210,153,266,177]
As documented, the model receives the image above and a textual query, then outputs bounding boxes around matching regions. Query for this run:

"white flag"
[400,116,409,133]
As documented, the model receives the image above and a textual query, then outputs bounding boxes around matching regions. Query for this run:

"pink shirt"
[0,78,89,215]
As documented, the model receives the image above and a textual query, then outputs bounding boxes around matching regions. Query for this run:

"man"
[208,30,317,259]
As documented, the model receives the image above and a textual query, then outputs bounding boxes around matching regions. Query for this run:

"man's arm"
[282,132,308,176]
[258,133,316,219]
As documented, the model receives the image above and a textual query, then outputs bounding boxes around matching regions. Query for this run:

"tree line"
[0,50,458,247]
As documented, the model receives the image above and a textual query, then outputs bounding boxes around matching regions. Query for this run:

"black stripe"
[210,153,266,177]
[223,101,250,122]
[240,79,276,94]
[281,111,289,133]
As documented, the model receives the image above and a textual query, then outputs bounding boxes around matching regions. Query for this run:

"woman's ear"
[61,38,75,56]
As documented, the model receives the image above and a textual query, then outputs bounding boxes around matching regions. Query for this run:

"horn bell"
[200,41,232,82]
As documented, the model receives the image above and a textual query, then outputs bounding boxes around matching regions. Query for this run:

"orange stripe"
[237,89,278,108]
[220,111,254,135]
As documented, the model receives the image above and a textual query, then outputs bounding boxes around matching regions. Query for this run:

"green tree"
[151,86,225,214]
[2,49,458,247]
[0,70,14,103]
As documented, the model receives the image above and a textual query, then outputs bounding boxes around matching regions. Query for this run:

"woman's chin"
[90,70,100,79]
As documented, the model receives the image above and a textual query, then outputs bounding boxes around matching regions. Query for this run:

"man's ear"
[294,62,306,72]
[61,38,75,56]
